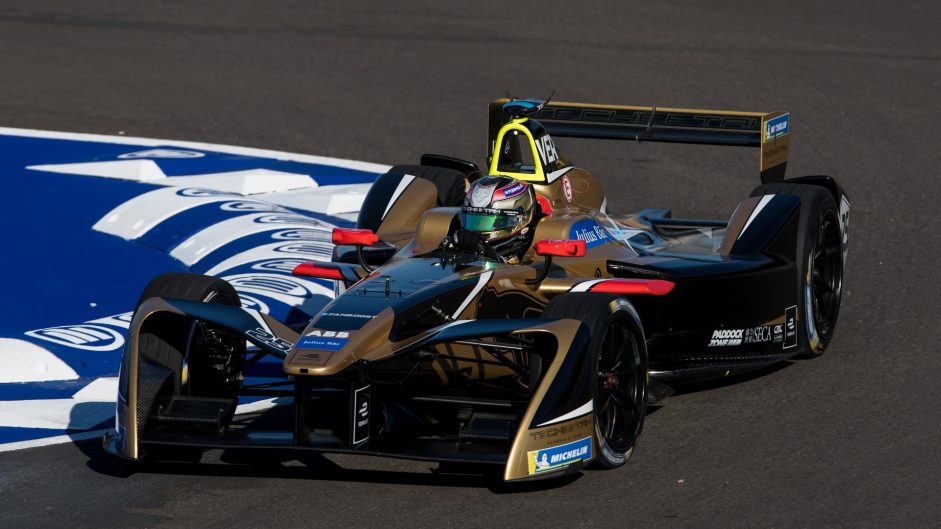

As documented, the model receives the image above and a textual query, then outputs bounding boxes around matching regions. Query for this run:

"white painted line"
[0,339,79,383]
[0,126,392,174]
[169,212,331,266]
[203,240,334,276]
[92,186,254,241]
[253,183,372,216]
[71,377,119,401]
[0,429,109,453]
[157,169,317,195]
[28,159,167,181]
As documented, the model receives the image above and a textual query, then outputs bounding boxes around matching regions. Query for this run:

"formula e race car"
[105,98,849,482]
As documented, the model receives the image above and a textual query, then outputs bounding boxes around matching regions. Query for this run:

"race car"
[104,98,849,482]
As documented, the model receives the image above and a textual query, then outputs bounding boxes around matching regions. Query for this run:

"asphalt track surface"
[1,1,939,528]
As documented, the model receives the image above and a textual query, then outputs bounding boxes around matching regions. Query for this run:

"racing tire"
[356,164,467,232]
[134,273,245,453]
[751,183,843,357]
[135,272,244,388]
[541,293,648,469]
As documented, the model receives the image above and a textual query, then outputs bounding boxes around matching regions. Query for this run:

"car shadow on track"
[74,436,582,493]
[667,361,795,396]
[69,362,794,493]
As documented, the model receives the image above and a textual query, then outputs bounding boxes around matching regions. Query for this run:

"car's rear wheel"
[751,183,843,357]
[541,293,648,468]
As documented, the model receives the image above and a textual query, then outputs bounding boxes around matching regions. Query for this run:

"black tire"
[356,164,467,232]
[751,183,843,357]
[135,273,245,421]
[542,293,648,468]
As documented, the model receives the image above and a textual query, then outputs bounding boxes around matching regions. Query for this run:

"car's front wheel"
[542,293,649,468]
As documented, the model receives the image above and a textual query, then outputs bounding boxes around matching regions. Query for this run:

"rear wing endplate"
[487,99,790,183]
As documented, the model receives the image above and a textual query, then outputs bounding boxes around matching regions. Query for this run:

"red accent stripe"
[292,262,345,280]
[589,279,675,296]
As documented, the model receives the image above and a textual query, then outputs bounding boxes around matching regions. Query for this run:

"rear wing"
[487,99,790,183]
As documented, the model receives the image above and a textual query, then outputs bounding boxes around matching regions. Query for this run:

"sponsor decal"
[239,294,270,314]
[218,201,286,212]
[352,385,370,444]
[298,350,333,366]
[528,417,592,443]
[773,324,784,343]
[296,335,348,351]
[534,134,559,166]
[320,312,375,320]
[839,195,850,264]
[471,184,496,207]
[708,329,743,347]
[118,148,204,159]
[306,329,350,338]
[527,436,592,475]
[270,229,331,241]
[177,188,234,198]
[562,175,573,202]
[743,326,774,344]
[569,220,610,249]
[498,181,526,200]
[245,327,293,353]
[764,113,789,143]
[25,324,125,352]
[250,259,309,273]
[225,273,316,298]
[784,305,798,349]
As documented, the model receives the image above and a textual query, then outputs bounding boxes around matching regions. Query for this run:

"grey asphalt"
[1,1,939,528]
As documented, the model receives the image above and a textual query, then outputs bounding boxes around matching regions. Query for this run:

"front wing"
[106,298,599,481]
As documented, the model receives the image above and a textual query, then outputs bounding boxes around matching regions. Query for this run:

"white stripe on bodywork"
[570,279,606,292]
[451,271,494,319]
[169,213,332,266]
[536,399,593,427]
[382,173,416,220]
[546,166,574,183]
[738,194,774,240]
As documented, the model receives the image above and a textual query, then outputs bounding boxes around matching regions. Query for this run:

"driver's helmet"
[460,175,536,258]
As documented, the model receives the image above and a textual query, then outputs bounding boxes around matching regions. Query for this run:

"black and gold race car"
[104,98,849,482]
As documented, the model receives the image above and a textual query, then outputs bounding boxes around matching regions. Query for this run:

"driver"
[456,176,539,263]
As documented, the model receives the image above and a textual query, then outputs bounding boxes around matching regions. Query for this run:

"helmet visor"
[461,207,522,233]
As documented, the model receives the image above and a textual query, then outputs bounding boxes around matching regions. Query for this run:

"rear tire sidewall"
[797,199,842,357]
[751,184,843,358]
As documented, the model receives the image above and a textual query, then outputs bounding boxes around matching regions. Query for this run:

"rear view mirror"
[528,239,587,285]
[332,228,378,247]
[535,239,587,257]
